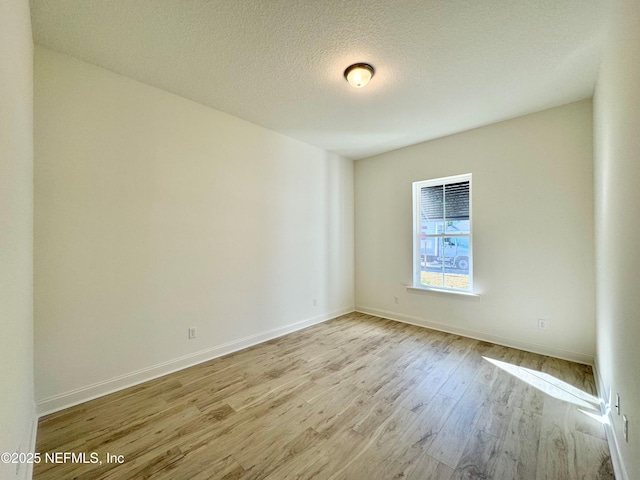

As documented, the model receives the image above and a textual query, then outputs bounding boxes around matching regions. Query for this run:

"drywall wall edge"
[24,405,38,480]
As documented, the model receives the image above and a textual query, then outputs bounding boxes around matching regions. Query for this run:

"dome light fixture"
[344,63,375,88]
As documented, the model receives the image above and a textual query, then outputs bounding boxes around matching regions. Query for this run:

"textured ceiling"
[30,0,606,159]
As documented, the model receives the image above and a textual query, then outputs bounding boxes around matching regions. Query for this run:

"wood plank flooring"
[34,312,615,479]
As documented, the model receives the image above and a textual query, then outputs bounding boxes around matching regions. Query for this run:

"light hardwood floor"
[34,313,615,479]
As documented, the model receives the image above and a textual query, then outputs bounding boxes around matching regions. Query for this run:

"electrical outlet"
[313,298,318,307]
[623,415,629,442]
[188,327,196,339]
[394,296,399,304]
[538,319,547,329]
[615,393,620,415]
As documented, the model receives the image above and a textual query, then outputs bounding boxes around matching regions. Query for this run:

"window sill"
[406,286,481,298]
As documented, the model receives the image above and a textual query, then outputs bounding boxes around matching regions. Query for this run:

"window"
[412,174,472,292]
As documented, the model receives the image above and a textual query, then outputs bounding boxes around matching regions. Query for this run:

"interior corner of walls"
[592,356,606,398]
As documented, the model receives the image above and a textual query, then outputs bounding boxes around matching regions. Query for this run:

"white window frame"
[412,173,473,293]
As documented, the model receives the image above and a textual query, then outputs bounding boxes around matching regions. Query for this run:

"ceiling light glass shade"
[344,63,374,88]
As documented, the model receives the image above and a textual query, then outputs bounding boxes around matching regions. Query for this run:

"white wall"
[0,0,36,478]
[34,47,354,413]
[355,100,595,363]
[594,0,640,477]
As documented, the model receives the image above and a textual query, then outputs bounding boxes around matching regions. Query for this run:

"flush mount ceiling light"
[344,63,375,88]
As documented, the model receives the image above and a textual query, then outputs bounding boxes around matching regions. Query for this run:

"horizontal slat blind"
[421,181,469,221]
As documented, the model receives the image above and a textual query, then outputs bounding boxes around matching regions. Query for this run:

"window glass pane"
[444,181,470,234]
[421,237,444,287]
[420,185,444,234]
[419,236,438,266]
[445,219,470,234]
[443,236,470,289]
[444,272,470,290]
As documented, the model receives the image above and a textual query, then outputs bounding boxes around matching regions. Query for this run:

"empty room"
[1,0,638,479]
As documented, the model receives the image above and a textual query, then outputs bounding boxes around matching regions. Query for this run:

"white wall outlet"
[394,296,399,304]
[623,415,629,442]
[188,327,196,339]
[538,319,547,329]
[313,298,318,307]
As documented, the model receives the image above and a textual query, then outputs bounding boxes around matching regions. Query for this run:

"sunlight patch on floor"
[482,356,602,411]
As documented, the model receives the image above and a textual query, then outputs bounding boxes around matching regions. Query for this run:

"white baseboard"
[592,359,628,480]
[356,305,594,365]
[36,307,354,416]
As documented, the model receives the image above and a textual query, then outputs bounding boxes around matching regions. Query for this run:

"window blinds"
[420,181,470,221]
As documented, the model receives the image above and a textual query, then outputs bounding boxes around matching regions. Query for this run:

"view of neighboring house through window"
[412,173,472,292]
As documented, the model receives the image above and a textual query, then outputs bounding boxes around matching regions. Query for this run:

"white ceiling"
[30,0,606,160]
